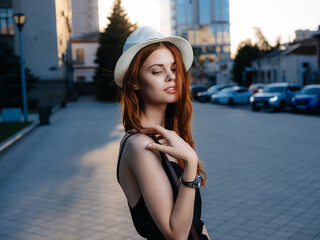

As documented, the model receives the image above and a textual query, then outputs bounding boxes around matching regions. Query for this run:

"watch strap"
[181,176,201,189]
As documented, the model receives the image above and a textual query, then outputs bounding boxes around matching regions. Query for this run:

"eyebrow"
[148,62,176,69]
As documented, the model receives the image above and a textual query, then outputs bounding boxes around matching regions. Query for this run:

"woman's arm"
[126,125,199,240]
[202,225,211,240]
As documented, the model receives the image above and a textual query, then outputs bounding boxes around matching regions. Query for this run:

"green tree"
[232,40,262,86]
[94,0,137,101]
[0,42,38,110]
[232,28,281,86]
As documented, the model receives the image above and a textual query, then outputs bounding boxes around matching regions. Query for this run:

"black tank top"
[117,133,208,240]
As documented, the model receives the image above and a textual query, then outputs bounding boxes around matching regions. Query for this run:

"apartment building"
[170,0,230,61]
[71,0,99,38]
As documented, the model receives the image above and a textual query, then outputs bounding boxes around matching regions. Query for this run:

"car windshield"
[219,87,234,93]
[301,88,320,94]
[208,86,223,93]
[263,86,285,93]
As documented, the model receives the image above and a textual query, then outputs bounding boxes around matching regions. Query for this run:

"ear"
[133,82,140,90]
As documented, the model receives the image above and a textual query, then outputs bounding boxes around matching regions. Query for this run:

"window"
[76,49,84,63]
[199,0,210,25]
[176,0,185,24]
[214,0,220,21]
[221,0,229,22]
[216,25,222,44]
[287,86,300,92]
[223,45,230,53]
[223,24,230,44]
[0,8,14,35]
[187,0,193,24]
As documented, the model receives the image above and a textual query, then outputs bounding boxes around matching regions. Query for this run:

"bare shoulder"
[122,133,161,167]
[124,133,155,154]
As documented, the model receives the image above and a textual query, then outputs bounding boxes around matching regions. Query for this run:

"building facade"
[4,0,74,104]
[251,42,318,87]
[171,0,230,61]
[71,35,98,95]
[72,39,98,83]
[71,0,99,38]
[0,0,14,48]
[250,26,320,87]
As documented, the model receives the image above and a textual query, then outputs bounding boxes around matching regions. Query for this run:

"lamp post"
[13,13,28,122]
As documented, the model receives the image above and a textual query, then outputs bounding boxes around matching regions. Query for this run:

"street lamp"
[13,13,28,122]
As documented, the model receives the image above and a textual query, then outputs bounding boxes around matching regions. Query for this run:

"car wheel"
[251,104,260,111]
[278,100,285,111]
[228,98,234,105]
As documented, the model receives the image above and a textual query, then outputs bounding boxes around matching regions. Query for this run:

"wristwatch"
[181,175,201,189]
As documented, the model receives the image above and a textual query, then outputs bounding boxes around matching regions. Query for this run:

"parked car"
[249,83,266,94]
[250,83,301,111]
[196,85,228,102]
[211,86,252,105]
[189,85,208,100]
[292,84,320,113]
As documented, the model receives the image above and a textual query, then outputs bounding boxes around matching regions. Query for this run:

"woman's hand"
[140,124,198,166]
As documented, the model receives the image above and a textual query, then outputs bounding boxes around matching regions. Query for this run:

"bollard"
[39,106,51,125]
[60,101,66,108]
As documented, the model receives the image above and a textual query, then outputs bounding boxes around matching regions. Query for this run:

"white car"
[211,86,252,105]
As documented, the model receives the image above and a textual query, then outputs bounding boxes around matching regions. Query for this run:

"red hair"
[121,42,207,185]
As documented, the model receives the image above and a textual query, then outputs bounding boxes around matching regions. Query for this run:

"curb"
[0,121,39,152]
[0,104,61,153]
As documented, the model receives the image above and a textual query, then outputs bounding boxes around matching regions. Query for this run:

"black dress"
[117,134,209,240]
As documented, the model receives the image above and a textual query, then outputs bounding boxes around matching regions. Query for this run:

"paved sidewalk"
[0,97,140,240]
[0,98,319,240]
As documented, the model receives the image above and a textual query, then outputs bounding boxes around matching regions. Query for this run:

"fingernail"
[147,143,152,149]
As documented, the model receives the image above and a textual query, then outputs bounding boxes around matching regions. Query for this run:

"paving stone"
[0,99,320,239]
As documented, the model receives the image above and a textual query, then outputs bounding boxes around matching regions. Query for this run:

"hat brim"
[114,36,193,87]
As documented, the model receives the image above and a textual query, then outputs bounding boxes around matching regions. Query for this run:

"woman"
[115,26,210,240]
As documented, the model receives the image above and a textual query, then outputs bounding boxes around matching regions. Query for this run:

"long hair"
[121,42,207,185]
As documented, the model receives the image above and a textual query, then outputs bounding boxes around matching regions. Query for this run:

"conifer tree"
[94,0,137,101]
[0,42,38,110]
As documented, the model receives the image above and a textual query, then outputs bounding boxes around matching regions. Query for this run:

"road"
[0,97,319,240]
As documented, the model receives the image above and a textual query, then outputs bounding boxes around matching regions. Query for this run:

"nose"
[165,69,176,82]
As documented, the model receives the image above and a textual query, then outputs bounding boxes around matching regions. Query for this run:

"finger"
[158,139,167,145]
[141,124,167,135]
[147,142,176,157]
[156,135,164,140]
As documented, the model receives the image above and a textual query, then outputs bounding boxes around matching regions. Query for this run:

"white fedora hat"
[114,26,193,87]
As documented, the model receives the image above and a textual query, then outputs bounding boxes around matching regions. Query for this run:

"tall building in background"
[171,0,230,61]
[0,0,74,104]
[71,0,99,38]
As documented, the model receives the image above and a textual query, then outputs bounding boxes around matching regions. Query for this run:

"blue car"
[292,84,320,113]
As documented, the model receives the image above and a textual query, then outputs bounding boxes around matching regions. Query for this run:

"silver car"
[250,83,301,111]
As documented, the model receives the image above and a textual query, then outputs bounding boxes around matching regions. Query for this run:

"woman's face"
[137,46,178,106]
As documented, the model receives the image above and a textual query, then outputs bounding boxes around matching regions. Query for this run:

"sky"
[98,0,320,58]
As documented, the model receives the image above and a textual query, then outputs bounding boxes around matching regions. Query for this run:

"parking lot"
[193,101,320,240]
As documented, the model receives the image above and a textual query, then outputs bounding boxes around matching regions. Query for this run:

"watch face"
[195,176,201,188]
